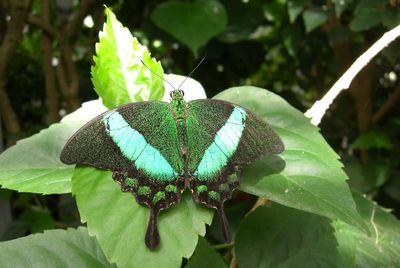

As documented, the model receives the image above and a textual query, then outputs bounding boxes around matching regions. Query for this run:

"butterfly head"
[169,89,186,119]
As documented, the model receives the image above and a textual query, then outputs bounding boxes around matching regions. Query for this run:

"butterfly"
[60,88,284,249]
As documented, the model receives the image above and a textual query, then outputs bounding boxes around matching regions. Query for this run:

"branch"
[371,84,400,124]
[27,15,61,42]
[41,0,59,123]
[305,24,400,126]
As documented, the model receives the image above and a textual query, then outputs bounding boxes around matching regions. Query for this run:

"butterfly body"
[61,90,284,249]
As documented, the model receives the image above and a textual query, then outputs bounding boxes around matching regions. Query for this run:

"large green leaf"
[151,0,227,56]
[186,237,227,268]
[0,227,113,267]
[72,167,213,268]
[235,193,400,267]
[0,100,106,194]
[92,8,164,108]
[215,86,367,232]
[235,205,337,267]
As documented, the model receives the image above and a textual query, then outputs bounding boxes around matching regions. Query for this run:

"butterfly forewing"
[185,99,284,241]
[61,101,184,249]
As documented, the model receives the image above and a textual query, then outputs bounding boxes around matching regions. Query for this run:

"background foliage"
[0,0,400,267]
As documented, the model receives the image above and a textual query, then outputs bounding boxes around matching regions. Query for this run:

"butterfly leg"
[113,171,183,249]
[190,173,239,242]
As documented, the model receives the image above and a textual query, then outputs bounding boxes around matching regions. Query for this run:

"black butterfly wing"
[186,99,284,241]
[61,101,184,249]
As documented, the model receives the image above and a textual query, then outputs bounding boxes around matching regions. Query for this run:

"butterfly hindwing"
[186,99,284,241]
[61,101,184,249]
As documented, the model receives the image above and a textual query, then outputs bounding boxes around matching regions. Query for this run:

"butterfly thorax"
[169,90,189,179]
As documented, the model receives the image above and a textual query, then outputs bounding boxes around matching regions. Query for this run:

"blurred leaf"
[151,0,227,55]
[287,0,310,23]
[332,0,352,17]
[218,0,264,43]
[352,130,394,150]
[215,87,367,232]
[384,172,400,202]
[19,207,55,233]
[0,221,29,241]
[235,192,400,267]
[302,6,328,33]
[345,161,391,193]
[263,1,286,25]
[283,24,302,57]
[186,237,227,268]
[350,8,382,32]
[92,8,164,108]
[382,8,400,29]
[72,167,213,268]
[0,100,106,194]
[0,227,114,267]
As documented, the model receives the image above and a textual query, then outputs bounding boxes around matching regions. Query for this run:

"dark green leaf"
[186,237,227,268]
[151,0,227,55]
[332,0,352,17]
[302,6,328,33]
[287,0,310,23]
[345,161,391,193]
[0,227,114,267]
[218,0,264,43]
[235,205,338,268]
[72,167,213,268]
[350,8,382,32]
[215,87,367,232]
[92,8,164,108]
[334,192,400,267]
[352,130,394,150]
[235,193,400,267]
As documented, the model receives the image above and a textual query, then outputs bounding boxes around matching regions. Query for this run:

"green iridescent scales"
[60,90,284,249]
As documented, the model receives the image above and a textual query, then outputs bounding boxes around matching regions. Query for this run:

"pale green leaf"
[0,100,106,194]
[0,227,114,267]
[72,167,213,268]
[92,8,164,108]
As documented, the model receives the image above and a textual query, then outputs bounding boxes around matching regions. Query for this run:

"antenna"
[140,60,177,90]
[177,56,206,90]
[140,55,207,91]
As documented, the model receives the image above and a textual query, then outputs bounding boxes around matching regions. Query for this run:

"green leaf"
[92,8,164,108]
[302,6,328,33]
[345,161,391,193]
[186,237,227,268]
[151,0,227,56]
[215,86,367,232]
[72,167,213,268]
[0,227,114,267]
[0,100,106,194]
[352,130,394,150]
[287,0,310,23]
[218,0,264,43]
[235,192,400,267]
[350,8,382,32]
[334,192,400,267]
[332,0,352,17]
[235,205,337,267]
